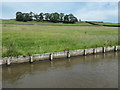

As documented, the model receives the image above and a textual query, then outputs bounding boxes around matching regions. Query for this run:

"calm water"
[2,52,119,88]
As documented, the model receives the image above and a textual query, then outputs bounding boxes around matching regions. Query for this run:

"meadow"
[2,19,120,26]
[2,21,118,57]
[94,22,120,26]
[2,20,91,25]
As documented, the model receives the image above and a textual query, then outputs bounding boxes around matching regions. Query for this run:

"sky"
[1,2,118,23]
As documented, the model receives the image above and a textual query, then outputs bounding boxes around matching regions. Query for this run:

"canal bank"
[1,46,120,65]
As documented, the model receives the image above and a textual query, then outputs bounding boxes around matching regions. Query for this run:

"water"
[2,52,119,88]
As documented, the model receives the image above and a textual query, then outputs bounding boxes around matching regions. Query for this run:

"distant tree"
[16,12,23,21]
[22,13,31,22]
[16,11,78,23]
[29,12,34,21]
[34,14,39,22]
[39,13,44,21]
[59,13,64,22]
[64,14,78,23]
[44,13,50,21]
[49,13,53,22]
[16,12,34,22]
[49,12,59,23]
[64,14,69,23]
[53,12,60,22]
[68,14,78,23]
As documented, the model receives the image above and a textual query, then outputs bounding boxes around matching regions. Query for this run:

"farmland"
[2,20,118,57]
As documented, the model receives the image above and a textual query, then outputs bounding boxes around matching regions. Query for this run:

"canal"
[2,51,119,88]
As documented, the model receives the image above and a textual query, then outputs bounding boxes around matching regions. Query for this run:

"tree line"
[16,12,78,23]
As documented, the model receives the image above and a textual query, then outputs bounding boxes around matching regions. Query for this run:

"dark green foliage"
[44,13,50,21]
[64,14,78,23]
[16,12,23,21]
[64,15,69,23]
[39,13,44,21]
[49,12,60,23]
[16,11,78,23]
[59,13,64,22]
[16,12,33,22]
[34,14,40,22]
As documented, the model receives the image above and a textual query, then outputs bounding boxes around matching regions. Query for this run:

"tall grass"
[2,24,118,57]
[2,40,21,57]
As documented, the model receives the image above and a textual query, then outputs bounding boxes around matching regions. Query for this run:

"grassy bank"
[2,22,118,57]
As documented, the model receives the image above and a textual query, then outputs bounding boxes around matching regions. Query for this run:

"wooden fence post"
[114,46,118,51]
[84,49,87,56]
[93,48,96,54]
[67,51,70,58]
[29,56,33,63]
[103,47,105,53]
[49,53,53,61]
[6,57,11,65]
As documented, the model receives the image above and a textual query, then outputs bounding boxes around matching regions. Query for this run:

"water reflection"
[2,51,119,88]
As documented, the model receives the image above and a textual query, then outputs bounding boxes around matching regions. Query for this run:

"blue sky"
[2,2,118,23]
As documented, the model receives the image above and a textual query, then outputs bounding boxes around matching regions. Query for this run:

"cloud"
[74,2,118,22]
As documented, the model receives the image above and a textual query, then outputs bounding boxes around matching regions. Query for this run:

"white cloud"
[75,9,118,21]
[74,2,118,22]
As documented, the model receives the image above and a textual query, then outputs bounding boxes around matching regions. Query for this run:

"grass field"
[2,20,92,25]
[94,22,120,26]
[2,20,119,26]
[2,20,118,57]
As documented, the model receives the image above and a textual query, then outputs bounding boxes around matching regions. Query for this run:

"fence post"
[6,57,11,65]
[93,48,96,54]
[84,49,87,56]
[114,46,118,51]
[29,56,33,63]
[49,53,53,61]
[67,51,70,58]
[103,47,105,53]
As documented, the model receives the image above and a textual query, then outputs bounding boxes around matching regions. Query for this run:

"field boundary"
[2,23,120,27]
[86,22,120,27]
[1,23,95,26]
[1,46,120,66]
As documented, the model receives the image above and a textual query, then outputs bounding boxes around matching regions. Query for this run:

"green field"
[2,20,118,57]
[2,20,119,26]
[2,20,91,25]
[94,22,120,26]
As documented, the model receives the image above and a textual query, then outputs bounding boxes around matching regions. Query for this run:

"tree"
[64,14,69,23]
[44,13,50,21]
[34,14,39,22]
[68,14,78,23]
[16,11,78,23]
[22,13,31,22]
[39,13,44,21]
[49,12,59,23]
[29,12,34,21]
[59,13,64,22]
[16,12,23,21]
[64,14,78,23]
[16,12,34,22]
[53,12,60,22]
